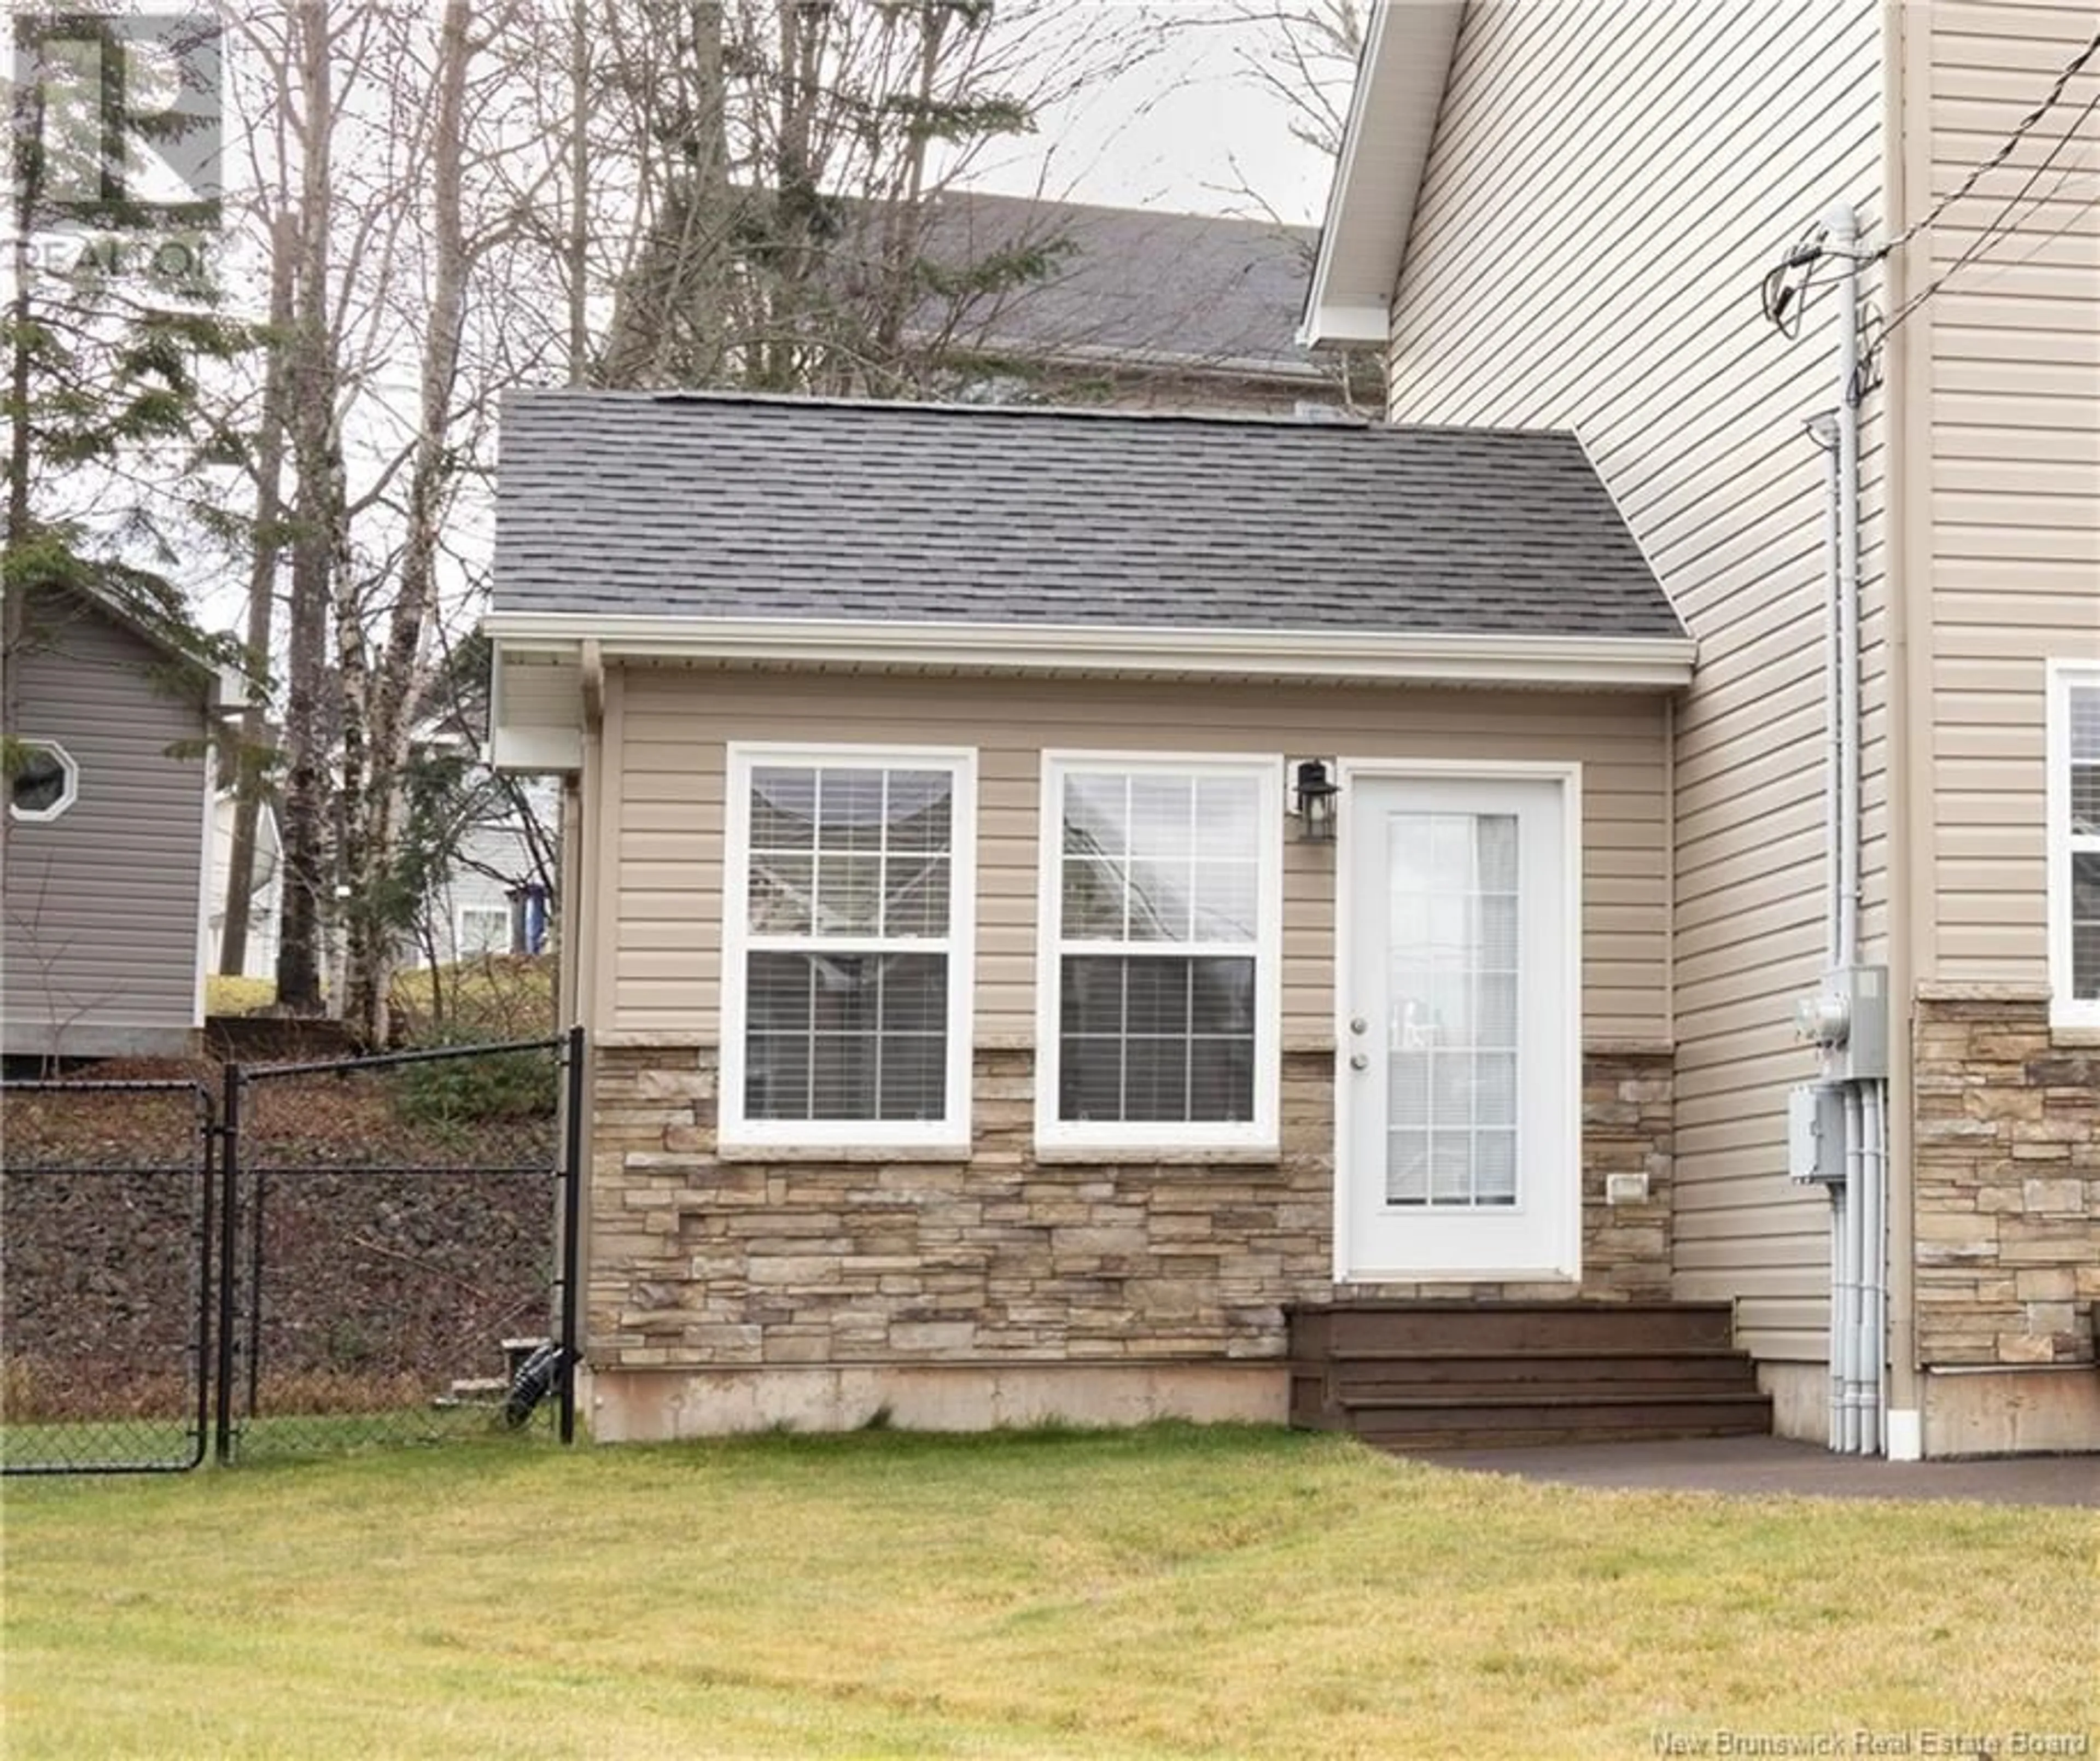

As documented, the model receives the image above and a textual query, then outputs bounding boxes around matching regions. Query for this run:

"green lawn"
[3,1425,2092,1760]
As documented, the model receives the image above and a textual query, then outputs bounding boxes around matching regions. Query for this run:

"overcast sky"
[973,6,1339,226]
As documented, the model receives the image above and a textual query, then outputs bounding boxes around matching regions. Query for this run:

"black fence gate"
[1,1080,218,1473]
[1,1029,584,1474]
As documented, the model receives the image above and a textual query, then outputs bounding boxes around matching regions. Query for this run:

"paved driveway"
[1418,1435,2098,1506]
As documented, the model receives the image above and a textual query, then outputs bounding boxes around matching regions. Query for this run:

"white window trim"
[8,738,79,823]
[719,742,977,1155]
[2046,660,2100,1030]
[1034,750,1283,1159]
[456,903,513,959]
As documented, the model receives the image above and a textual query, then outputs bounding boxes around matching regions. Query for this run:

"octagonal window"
[9,740,79,822]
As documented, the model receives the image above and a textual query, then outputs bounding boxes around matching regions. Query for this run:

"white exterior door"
[1337,768,1580,1282]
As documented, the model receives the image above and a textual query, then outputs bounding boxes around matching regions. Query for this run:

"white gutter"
[481,612,1696,690]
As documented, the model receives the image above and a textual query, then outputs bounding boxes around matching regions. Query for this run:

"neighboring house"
[207,791,284,983]
[3,584,242,1060]
[407,770,558,970]
[1300,0,2099,1455]
[486,389,1723,1444]
[920,193,1362,415]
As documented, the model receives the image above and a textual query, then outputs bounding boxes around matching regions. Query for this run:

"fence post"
[192,1086,218,1471]
[214,1066,241,1466]
[558,1024,585,1445]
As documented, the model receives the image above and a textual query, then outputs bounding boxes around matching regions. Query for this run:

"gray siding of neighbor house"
[415,778,558,967]
[3,592,210,1059]
[1383,0,1888,1366]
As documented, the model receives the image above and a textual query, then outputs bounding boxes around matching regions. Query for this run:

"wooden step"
[1285,1299,1771,1448]
[1294,1301,1737,1357]
[1339,1391,1775,1448]
[1314,1349,1762,1397]
[1356,1415,1775,1451]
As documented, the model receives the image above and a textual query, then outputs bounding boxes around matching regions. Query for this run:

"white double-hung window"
[1036,754,1281,1155]
[2047,662,2100,1029]
[721,745,975,1152]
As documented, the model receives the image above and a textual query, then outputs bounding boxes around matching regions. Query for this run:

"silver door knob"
[1349,1016,1368,1035]
[1349,1052,1369,1070]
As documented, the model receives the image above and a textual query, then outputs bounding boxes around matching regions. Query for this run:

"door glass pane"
[1384,811,1521,1209]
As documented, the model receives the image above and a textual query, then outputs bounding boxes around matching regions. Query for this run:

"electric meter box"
[1793,965,1889,1082]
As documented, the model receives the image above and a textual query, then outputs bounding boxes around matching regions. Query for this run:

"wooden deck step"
[1287,1300,1773,1450]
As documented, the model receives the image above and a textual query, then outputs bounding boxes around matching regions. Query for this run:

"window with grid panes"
[1040,756,1279,1151]
[722,748,972,1146]
[2052,669,2100,1025]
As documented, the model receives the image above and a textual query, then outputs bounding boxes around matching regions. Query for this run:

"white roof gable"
[1299,0,1465,348]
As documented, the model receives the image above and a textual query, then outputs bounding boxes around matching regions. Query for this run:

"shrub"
[206,975,277,1017]
[389,954,556,1048]
[388,1039,558,1129]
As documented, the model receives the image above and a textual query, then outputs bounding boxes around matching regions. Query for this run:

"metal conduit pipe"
[1829,203,1864,973]
[1822,200,1882,1456]
[1811,413,1849,1451]
[1863,1079,1888,1455]
[1843,1084,1866,1453]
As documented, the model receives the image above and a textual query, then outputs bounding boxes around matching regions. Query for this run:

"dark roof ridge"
[516,384,1582,442]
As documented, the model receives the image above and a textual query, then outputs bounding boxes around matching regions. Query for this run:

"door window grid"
[1385,812,1519,1208]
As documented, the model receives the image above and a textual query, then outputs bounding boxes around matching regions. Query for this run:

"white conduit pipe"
[1828,1174,1846,1447]
[1830,203,1863,974]
[1842,1086,1865,1453]
[1823,200,1877,1455]
[1818,422,1844,974]
[1862,1080,1887,1456]
[1815,413,1847,1451]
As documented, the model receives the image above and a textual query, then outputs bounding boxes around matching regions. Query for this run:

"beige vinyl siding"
[604,667,1670,1053]
[2,592,209,1058]
[1386,0,1887,1360]
[1922,2,2100,983]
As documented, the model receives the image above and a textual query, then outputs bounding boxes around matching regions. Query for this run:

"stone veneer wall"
[1913,988,2099,1367]
[585,1045,1676,1380]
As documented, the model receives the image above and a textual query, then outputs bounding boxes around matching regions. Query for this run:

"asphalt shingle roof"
[918,193,1323,379]
[491,391,1685,641]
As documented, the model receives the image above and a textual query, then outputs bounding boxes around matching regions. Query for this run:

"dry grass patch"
[3,1425,2091,1760]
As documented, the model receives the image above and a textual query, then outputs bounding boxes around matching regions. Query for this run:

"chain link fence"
[1,1033,582,1473]
[1,1081,216,1473]
[226,1038,573,1461]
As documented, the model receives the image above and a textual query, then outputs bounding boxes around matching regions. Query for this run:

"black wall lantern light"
[1292,758,1339,843]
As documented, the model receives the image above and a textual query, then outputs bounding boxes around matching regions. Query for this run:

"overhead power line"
[1880,73,2100,351]
[1870,21,2100,267]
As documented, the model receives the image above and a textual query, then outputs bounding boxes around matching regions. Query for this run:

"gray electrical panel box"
[1788,1082,1848,1183]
